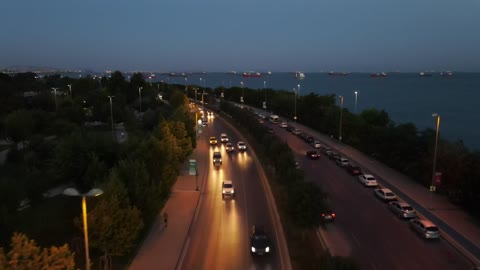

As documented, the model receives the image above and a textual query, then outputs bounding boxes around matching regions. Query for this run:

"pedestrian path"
[128,155,201,270]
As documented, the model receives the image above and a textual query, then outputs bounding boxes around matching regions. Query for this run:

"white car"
[336,157,350,167]
[237,141,247,151]
[292,129,301,135]
[225,142,235,152]
[280,122,288,128]
[312,140,322,149]
[222,180,235,198]
[220,133,229,143]
[374,188,397,201]
[389,201,416,219]
[358,174,378,187]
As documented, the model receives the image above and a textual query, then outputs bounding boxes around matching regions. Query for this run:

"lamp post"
[52,88,58,112]
[138,87,143,112]
[63,188,104,270]
[430,113,441,208]
[354,91,358,113]
[185,77,188,92]
[108,96,115,140]
[293,87,297,121]
[263,81,267,110]
[338,95,344,142]
[240,81,244,107]
[68,84,72,97]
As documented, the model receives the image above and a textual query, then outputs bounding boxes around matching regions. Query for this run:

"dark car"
[250,225,271,255]
[347,165,363,175]
[321,210,336,222]
[304,135,314,143]
[306,150,320,159]
[286,125,294,132]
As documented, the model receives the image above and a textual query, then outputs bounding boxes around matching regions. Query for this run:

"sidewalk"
[292,121,480,265]
[128,153,202,270]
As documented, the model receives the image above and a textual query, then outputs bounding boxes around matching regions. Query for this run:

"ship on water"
[440,71,453,77]
[419,72,433,77]
[328,71,349,76]
[371,72,388,77]
[295,72,305,79]
[242,72,262,78]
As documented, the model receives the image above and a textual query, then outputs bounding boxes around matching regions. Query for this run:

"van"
[269,115,279,123]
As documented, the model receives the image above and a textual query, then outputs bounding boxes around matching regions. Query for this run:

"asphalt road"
[179,113,281,270]
[267,119,473,270]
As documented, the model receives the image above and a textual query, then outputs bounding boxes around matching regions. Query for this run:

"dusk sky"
[2,0,480,72]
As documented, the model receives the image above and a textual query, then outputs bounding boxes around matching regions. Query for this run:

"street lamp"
[338,95,344,142]
[430,113,441,208]
[293,87,297,121]
[240,81,244,106]
[63,187,103,270]
[68,84,72,97]
[138,87,143,112]
[52,88,58,112]
[263,81,267,109]
[354,91,358,113]
[108,96,115,140]
[185,77,188,92]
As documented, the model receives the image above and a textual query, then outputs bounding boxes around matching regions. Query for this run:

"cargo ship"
[328,71,349,76]
[295,72,305,79]
[419,72,433,77]
[242,72,262,78]
[371,72,387,77]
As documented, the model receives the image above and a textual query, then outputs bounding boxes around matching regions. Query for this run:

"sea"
[62,71,480,151]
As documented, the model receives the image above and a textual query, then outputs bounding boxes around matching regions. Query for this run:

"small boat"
[419,72,433,77]
[242,72,262,78]
[440,71,453,77]
[328,71,349,76]
[295,72,305,79]
[371,72,387,77]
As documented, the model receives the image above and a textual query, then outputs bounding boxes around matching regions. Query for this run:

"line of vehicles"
[207,126,272,256]
[274,116,441,239]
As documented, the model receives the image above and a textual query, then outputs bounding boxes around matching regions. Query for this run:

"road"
[267,119,473,270]
[179,112,282,270]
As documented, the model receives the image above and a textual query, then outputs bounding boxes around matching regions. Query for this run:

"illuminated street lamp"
[430,113,441,208]
[108,96,115,140]
[52,88,58,112]
[68,84,72,97]
[293,87,297,121]
[338,95,344,141]
[354,91,358,113]
[138,87,143,112]
[263,81,267,109]
[240,81,244,106]
[63,187,103,270]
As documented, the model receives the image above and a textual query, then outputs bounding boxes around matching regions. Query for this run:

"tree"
[4,110,34,146]
[87,171,144,257]
[0,233,75,270]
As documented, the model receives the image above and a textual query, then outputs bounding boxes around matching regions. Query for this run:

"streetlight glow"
[354,91,358,113]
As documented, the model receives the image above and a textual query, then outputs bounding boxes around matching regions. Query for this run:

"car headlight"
[265,246,270,253]
[251,247,256,252]
[222,190,225,194]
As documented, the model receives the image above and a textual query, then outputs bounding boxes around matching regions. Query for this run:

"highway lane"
[180,112,281,270]
[268,120,473,270]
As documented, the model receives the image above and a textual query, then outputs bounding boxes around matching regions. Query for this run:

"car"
[336,157,350,167]
[306,150,320,159]
[267,127,274,134]
[286,125,294,132]
[292,128,301,135]
[347,165,363,175]
[220,133,229,143]
[374,188,397,201]
[225,142,235,152]
[250,225,271,255]
[389,201,416,219]
[202,119,208,126]
[312,140,322,149]
[222,180,235,198]
[330,152,340,161]
[213,152,222,166]
[358,174,378,186]
[237,141,247,151]
[304,135,314,143]
[410,218,440,239]
[280,122,288,128]
[209,136,217,145]
[320,210,336,222]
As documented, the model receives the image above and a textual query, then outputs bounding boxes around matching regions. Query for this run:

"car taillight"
[321,214,325,216]
[332,213,336,217]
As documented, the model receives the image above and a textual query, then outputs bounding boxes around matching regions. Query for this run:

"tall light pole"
[240,81,244,107]
[52,88,58,112]
[354,91,358,113]
[68,84,72,97]
[339,95,344,142]
[63,188,104,270]
[108,96,115,140]
[430,113,441,208]
[185,77,188,92]
[138,87,143,112]
[293,87,297,121]
[263,81,267,110]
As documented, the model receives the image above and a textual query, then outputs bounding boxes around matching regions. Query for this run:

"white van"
[269,115,279,123]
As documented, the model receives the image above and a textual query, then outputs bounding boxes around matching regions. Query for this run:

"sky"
[2,0,480,72]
